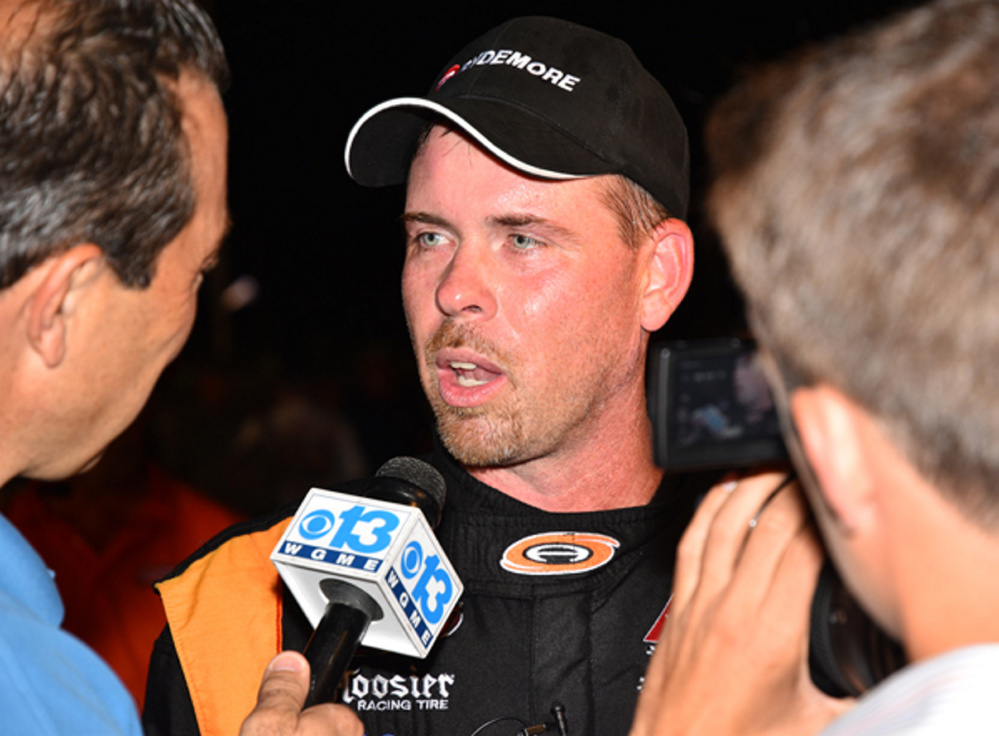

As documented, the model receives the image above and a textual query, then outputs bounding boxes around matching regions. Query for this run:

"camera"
[647,338,906,697]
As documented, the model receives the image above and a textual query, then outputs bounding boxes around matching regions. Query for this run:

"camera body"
[647,338,905,697]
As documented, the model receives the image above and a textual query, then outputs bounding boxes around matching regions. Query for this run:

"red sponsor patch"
[500,532,619,576]
[441,601,464,638]
[643,597,672,644]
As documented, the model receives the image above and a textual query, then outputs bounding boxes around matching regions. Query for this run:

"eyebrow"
[487,214,581,244]
[401,211,451,229]
[402,211,580,243]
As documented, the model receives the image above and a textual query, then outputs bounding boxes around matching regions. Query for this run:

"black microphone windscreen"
[374,456,446,508]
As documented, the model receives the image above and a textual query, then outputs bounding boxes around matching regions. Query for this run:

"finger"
[770,524,825,633]
[299,703,366,736]
[774,530,855,730]
[695,472,794,600]
[256,651,310,709]
[240,651,311,735]
[242,652,367,736]
[672,475,738,609]
[726,480,812,606]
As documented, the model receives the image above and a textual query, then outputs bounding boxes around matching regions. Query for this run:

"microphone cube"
[271,488,463,659]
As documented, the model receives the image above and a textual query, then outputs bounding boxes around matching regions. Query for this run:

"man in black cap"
[144,18,698,736]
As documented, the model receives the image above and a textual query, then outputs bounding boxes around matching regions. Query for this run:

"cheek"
[175,293,199,338]
[157,292,200,361]
[402,263,438,333]
[510,261,579,324]
[401,272,420,334]
[575,274,646,357]
[178,307,197,345]
[529,265,632,330]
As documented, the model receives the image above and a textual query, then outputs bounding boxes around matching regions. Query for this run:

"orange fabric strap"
[156,518,291,736]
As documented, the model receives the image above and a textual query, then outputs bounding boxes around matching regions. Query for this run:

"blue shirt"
[0,513,142,735]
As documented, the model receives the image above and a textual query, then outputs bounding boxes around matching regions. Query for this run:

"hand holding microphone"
[239,651,363,736]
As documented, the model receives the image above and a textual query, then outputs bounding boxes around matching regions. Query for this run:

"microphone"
[270,457,462,705]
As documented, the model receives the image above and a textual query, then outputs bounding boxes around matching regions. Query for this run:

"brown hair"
[601,175,672,249]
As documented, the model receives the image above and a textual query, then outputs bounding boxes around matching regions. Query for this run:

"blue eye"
[511,234,540,250]
[417,232,446,248]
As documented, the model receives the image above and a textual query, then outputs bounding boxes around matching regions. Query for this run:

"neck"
[0,463,17,491]
[0,376,51,488]
[885,463,999,662]
[0,279,36,489]
[0,382,26,490]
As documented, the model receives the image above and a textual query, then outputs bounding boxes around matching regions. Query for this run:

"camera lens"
[808,561,907,697]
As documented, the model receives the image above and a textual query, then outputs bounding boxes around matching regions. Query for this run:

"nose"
[435,242,497,320]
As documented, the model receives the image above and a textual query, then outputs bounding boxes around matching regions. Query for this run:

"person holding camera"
[630,0,999,734]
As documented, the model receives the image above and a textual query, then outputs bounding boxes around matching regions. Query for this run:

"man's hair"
[601,176,672,249]
[707,0,999,524]
[0,0,228,290]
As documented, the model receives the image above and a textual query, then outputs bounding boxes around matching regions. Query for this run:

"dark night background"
[142,0,922,514]
[0,4,934,705]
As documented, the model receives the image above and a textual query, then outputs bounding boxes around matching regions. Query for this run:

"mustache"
[425,320,511,368]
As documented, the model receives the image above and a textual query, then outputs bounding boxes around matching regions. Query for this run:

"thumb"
[239,651,311,735]
[257,651,311,709]
[242,651,365,736]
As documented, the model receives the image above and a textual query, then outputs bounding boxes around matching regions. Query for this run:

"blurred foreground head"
[0,0,229,482]
[708,0,999,527]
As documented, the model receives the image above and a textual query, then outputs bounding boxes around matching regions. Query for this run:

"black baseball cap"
[345,17,690,218]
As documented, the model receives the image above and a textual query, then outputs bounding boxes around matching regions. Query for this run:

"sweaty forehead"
[407,125,616,208]
[408,125,561,190]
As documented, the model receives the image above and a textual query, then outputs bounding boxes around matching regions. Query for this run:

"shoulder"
[157,497,306,584]
[157,475,375,590]
[820,646,999,736]
[0,517,141,736]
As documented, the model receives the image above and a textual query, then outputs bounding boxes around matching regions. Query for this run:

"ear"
[640,218,694,332]
[27,244,105,368]
[789,384,877,533]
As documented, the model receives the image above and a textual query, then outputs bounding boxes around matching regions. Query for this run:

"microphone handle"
[303,580,382,707]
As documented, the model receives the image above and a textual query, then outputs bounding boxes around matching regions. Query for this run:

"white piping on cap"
[344,96,583,182]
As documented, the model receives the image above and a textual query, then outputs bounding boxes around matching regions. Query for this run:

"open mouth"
[433,350,507,407]
[449,360,497,387]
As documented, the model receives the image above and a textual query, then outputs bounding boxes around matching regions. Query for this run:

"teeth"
[450,360,490,387]
[456,374,489,387]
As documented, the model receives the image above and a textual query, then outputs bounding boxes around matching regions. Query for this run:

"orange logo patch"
[500,532,620,575]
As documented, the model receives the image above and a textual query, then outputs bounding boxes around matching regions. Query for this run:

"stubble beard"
[421,321,527,467]
[432,394,527,467]
[420,321,612,470]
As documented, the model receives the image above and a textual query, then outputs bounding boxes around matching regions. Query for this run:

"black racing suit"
[143,445,701,736]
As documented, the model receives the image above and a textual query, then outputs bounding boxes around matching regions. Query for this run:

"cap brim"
[345,96,622,187]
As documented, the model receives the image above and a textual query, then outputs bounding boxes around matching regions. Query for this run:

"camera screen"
[649,339,787,471]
